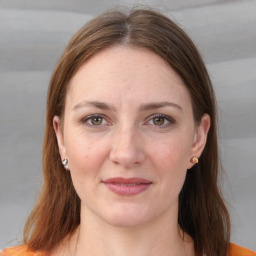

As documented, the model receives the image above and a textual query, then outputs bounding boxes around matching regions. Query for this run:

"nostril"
[112,160,120,165]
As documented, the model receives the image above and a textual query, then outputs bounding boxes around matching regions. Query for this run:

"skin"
[53,46,210,256]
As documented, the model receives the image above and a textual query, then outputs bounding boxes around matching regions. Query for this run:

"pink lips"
[103,177,152,196]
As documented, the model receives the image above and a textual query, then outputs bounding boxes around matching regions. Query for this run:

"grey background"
[0,0,256,251]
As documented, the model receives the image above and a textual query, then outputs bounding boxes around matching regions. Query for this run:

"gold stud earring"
[190,157,198,164]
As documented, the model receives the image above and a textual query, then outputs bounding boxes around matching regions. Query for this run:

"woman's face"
[54,46,210,227]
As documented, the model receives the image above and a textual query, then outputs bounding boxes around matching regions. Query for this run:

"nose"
[109,127,146,168]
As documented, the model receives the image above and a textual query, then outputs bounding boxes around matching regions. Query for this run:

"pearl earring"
[62,159,68,169]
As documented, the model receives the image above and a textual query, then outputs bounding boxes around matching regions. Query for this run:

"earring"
[62,159,68,169]
[190,157,198,164]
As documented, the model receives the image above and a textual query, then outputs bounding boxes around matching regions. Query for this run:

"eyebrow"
[73,100,116,111]
[139,102,183,112]
[73,100,182,112]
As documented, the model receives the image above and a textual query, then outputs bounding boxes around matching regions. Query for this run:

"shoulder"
[0,246,48,256]
[228,243,256,256]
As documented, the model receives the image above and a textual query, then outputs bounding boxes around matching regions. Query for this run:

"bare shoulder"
[229,243,256,256]
[0,246,47,256]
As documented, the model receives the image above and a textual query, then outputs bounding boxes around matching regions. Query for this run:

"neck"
[73,206,195,256]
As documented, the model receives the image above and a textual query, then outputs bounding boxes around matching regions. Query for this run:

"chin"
[106,216,148,228]
[102,205,153,228]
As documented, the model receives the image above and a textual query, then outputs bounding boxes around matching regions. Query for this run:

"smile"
[102,177,152,196]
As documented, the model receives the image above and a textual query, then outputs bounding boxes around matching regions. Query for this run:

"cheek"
[153,135,191,167]
[150,136,191,189]
[65,131,109,178]
[65,133,110,200]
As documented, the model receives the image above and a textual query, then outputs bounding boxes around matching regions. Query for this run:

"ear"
[53,116,67,162]
[187,114,211,169]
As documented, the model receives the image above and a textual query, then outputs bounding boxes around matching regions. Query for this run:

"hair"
[23,7,230,256]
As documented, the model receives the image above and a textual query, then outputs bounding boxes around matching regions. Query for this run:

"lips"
[102,177,152,196]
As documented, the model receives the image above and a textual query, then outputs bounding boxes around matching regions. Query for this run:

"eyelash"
[146,114,175,128]
[80,113,175,129]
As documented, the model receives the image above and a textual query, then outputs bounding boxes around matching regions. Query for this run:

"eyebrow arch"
[73,100,182,112]
[73,100,116,111]
[139,102,183,112]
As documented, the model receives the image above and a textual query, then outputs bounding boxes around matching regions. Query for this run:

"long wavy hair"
[23,8,230,256]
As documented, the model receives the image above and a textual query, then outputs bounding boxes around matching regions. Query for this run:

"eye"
[82,114,109,127]
[152,116,166,126]
[90,116,103,125]
[147,114,175,128]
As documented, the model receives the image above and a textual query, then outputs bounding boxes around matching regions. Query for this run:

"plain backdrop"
[0,0,256,251]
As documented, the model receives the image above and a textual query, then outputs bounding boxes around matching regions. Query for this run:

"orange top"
[228,243,256,256]
[0,246,47,256]
[1,243,255,256]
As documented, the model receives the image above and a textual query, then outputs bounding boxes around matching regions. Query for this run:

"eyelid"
[150,113,175,122]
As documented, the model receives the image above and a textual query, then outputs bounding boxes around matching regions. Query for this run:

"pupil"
[153,117,164,125]
[92,117,102,125]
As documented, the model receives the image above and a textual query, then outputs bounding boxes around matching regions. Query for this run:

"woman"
[1,8,255,256]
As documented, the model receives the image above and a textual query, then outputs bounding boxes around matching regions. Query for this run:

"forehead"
[67,46,191,108]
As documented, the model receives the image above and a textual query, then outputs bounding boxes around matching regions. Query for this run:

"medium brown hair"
[24,8,230,256]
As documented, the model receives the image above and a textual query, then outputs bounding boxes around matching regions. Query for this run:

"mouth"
[102,177,152,196]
